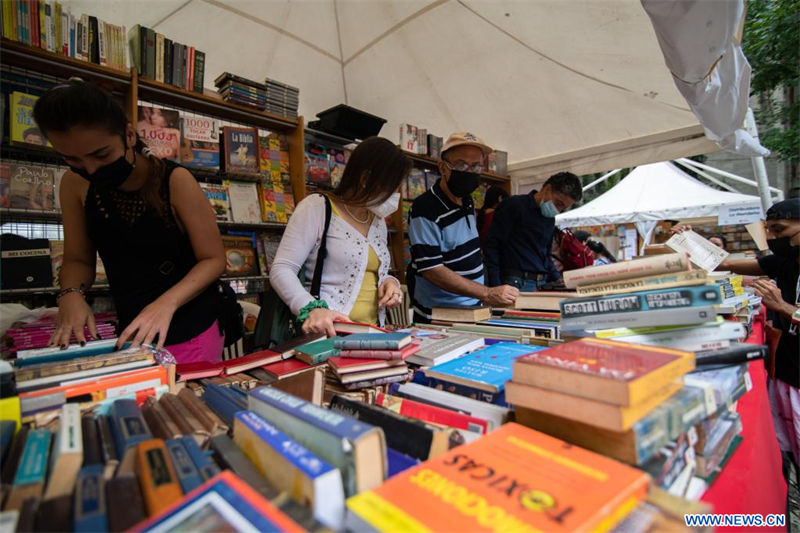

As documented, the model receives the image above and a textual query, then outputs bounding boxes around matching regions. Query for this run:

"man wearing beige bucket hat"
[407,132,518,323]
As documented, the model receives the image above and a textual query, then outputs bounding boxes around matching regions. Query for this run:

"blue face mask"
[540,200,559,218]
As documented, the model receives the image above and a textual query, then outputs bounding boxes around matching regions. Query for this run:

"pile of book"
[129,25,205,91]
[3,314,116,356]
[264,77,299,119]
[214,73,268,111]
[2,2,128,71]
[325,333,416,393]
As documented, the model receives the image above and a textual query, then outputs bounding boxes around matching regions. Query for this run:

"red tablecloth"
[701,312,787,530]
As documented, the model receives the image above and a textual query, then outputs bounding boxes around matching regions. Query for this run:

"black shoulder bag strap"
[310,194,332,299]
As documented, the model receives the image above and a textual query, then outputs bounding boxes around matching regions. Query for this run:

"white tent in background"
[555,162,763,250]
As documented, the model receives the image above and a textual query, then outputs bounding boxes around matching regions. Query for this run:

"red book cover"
[222,349,282,375]
[338,343,420,361]
[176,361,225,381]
[328,356,405,375]
[261,359,312,379]
[515,338,685,382]
[376,392,488,434]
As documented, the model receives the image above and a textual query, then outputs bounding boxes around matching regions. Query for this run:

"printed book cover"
[137,105,180,161]
[424,343,541,393]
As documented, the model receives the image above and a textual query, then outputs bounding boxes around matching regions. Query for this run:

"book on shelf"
[221,234,258,277]
[399,124,419,153]
[198,182,231,222]
[221,126,260,177]
[7,162,55,211]
[137,105,180,161]
[0,162,10,207]
[226,180,261,223]
[563,253,691,289]
[346,423,649,533]
[9,91,51,148]
[179,116,219,169]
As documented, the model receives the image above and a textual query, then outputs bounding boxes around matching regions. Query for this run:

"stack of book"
[324,333,414,391]
[214,72,268,110]
[4,314,116,356]
[263,77,299,119]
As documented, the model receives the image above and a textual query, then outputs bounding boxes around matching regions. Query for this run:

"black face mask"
[70,143,135,189]
[767,233,800,259]
[446,169,481,198]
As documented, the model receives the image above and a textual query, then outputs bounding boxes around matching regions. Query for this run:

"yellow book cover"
[9,92,51,148]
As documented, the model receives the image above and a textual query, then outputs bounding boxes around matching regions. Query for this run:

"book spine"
[575,270,709,297]
[53,0,59,52]
[79,14,88,60]
[2,0,14,40]
[73,464,107,532]
[155,32,163,82]
[560,285,722,318]
[171,42,180,87]
[376,392,488,434]
[560,306,718,333]
[135,439,182,515]
[180,434,220,480]
[88,15,99,63]
[31,0,40,48]
[695,343,766,366]
[13,428,50,486]
[60,9,67,54]
[144,26,155,79]
[335,339,404,351]
[165,438,204,494]
[68,13,74,57]
[563,253,690,289]
[338,349,402,360]
[109,399,152,459]
[163,37,172,85]
[193,50,204,93]
[410,373,508,406]
[105,474,146,532]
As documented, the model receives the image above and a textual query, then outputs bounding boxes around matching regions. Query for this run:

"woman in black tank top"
[33,80,226,362]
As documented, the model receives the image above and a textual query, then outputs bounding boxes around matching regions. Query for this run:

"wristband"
[57,285,86,300]
[297,299,329,326]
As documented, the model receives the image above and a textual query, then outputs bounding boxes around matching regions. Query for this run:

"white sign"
[718,204,764,226]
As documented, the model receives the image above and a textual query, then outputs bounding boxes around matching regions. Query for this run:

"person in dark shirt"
[484,172,582,291]
[680,198,799,519]
[477,185,508,248]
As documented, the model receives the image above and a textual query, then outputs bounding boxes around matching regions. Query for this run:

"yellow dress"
[330,202,380,325]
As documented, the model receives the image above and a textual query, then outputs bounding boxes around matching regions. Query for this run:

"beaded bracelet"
[57,285,86,300]
[296,299,329,326]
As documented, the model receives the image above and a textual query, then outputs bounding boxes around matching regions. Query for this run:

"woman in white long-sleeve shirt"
[270,137,411,337]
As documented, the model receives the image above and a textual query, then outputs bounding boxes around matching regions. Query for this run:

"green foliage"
[743,0,800,166]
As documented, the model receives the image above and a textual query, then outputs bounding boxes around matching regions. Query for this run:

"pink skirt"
[767,378,800,465]
[165,320,224,364]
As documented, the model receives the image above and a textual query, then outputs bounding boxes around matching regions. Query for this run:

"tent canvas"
[555,162,763,249]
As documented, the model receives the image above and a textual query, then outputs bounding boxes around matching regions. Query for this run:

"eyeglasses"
[443,160,485,173]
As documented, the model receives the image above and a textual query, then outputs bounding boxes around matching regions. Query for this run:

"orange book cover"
[346,423,649,533]
[19,366,168,400]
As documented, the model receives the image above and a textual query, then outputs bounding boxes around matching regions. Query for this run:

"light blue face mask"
[540,200,559,218]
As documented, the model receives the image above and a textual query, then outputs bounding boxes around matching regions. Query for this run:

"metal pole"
[744,107,777,210]
[676,157,783,196]
[582,168,622,192]
[672,160,739,193]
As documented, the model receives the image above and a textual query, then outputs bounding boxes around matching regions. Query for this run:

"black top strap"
[310,194,332,299]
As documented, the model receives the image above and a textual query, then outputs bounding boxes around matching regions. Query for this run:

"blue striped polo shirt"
[408,180,484,322]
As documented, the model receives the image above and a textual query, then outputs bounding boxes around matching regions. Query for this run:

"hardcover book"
[221,235,258,277]
[563,253,691,289]
[198,182,231,222]
[8,162,55,211]
[346,423,649,533]
[222,126,260,176]
[137,105,180,161]
[333,333,411,351]
[226,181,261,224]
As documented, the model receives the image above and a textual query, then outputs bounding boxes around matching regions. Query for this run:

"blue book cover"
[73,464,107,533]
[204,384,247,427]
[14,428,50,486]
[181,435,220,481]
[409,371,508,406]
[235,411,337,480]
[333,333,411,351]
[248,387,375,443]
[424,343,542,393]
[14,340,120,367]
[108,399,151,459]
[166,439,205,494]
[560,284,722,318]
[386,448,419,477]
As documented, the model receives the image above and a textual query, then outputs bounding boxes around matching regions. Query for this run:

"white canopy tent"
[555,161,764,251]
[62,0,722,183]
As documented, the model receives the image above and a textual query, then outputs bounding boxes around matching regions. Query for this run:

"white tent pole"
[672,159,739,193]
[582,168,622,192]
[744,108,783,208]
[675,157,783,196]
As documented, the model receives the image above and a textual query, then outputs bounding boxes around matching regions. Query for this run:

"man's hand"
[484,285,519,307]
[753,278,795,317]
[669,224,692,235]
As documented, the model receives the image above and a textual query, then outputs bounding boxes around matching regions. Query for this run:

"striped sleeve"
[409,216,444,272]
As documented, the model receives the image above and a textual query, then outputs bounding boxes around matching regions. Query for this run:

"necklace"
[344,204,370,224]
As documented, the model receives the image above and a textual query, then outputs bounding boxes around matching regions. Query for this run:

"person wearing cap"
[484,172,583,290]
[681,198,799,513]
[407,132,518,323]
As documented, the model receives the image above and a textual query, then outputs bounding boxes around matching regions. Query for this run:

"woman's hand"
[49,293,98,348]
[117,296,178,349]
[302,308,349,338]
[669,224,692,235]
[378,279,404,309]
